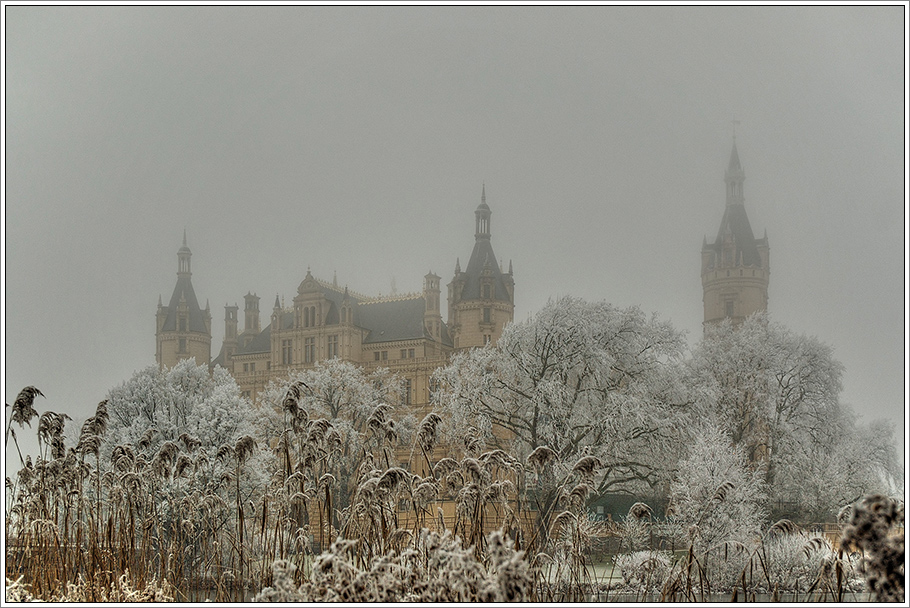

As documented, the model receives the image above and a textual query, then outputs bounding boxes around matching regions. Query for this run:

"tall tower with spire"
[156,232,212,368]
[701,141,770,329]
[448,185,515,349]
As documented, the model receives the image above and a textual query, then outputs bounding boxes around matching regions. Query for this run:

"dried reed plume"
[526,445,559,468]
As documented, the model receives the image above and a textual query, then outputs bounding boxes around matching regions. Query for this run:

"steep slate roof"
[460,239,511,302]
[360,297,429,344]
[215,280,454,362]
[711,204,764,267]
[160,276,208,332]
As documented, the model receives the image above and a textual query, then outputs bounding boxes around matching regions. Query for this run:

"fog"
[3,6,906,460]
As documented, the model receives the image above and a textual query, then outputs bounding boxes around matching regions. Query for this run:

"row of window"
[372,347,416,362]
[279,335,339,365]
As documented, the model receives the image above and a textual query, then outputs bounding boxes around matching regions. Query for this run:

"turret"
[448,186,515,349]
[155,233,212,368]
[424,272,442,340]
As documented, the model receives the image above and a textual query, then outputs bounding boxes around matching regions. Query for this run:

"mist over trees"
[5,296,902,602]
[434,298,900,524]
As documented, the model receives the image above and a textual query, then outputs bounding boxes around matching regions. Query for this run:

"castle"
[156,186,515,406]
[156,142,768,401]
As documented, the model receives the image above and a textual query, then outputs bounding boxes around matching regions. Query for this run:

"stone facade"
[701,141,770,329]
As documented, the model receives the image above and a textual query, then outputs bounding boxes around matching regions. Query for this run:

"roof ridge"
[359,292,423,304]
[313,277,370,301]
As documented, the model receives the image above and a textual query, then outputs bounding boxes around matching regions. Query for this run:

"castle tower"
[701,141,770,330]
[156,232,212,368]
[424,272,442,340]
[241,292,261,348]
[448,185,515,349]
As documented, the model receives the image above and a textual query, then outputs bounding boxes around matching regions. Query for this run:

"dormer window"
[483,284,491,299]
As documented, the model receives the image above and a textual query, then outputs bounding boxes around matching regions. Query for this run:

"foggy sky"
[4,6,907,459]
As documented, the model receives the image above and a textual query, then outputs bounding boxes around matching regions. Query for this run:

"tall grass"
[5,385,902,602]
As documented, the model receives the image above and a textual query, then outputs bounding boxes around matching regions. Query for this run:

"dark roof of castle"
[214,280,453,363]
[708,203,764,267]
[459,238,512,302]
[359,297,451,346]
[160,276,208,332]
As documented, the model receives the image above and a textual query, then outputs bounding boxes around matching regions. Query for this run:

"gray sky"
[4,6,907,455]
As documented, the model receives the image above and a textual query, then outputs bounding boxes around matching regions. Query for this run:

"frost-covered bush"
[758,530,862,594]
[841,494,905,602]
[4,573,175,603]
[613,550,672,593]
[668,424,765,551]
[253,529,532,602]
[666,424,765,591]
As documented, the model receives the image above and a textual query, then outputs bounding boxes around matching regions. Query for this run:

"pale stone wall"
[702,266,770,326]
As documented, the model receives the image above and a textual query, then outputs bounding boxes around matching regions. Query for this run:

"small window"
[725,301,734,318]
[327,335,338,359]
[374,351,380,361]
[401,349,407,359]
[282,339,293,365]
[179,338,186,353]
[305,337,315,363]
[243,363,249,372]
[483,335,491,345]
[483,307,491,323]
[250,362,256,372]
[404,379,412,405]
[408,348,415,358]
[179,317,187,332]
[381,351,388,361]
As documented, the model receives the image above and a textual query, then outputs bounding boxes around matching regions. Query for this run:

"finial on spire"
[482,183,486,205]
[183,228,187,247]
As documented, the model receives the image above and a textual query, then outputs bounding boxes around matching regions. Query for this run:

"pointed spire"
[158,294,163,307]
[177,231,192,275]
[728,141,743,173]
[508,259,513,275]
[455,257,461,273]
[482,183,486,206]
[724,139,745,206]
[333,270,338,287]
[274,294,281,309]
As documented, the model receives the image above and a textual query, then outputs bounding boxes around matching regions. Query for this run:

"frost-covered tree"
[777,412,903,521]
[667,424,766,590]
[100,359,266,556]
[103,359,258,457]
[691,315,843,493]
[669,424,766,549]
[434,296,692,540]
